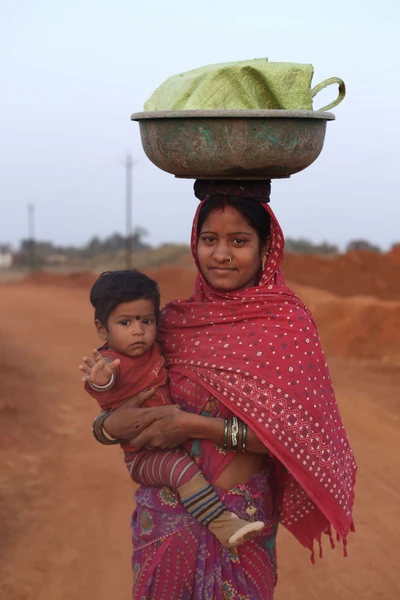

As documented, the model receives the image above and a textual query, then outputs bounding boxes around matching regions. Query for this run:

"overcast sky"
[1,0,399,251]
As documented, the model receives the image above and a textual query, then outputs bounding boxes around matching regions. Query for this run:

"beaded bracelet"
[92,411,124,445]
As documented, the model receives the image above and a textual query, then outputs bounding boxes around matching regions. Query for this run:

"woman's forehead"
[199,205,254,232]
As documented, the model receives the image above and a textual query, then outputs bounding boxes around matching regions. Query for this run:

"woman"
[100,180,356,599]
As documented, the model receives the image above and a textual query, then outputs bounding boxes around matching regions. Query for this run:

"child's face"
[96,298,157,357]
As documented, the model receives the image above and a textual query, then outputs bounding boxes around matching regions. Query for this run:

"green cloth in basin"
[144,58,316,111]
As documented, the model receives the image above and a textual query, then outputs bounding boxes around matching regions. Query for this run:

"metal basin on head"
[131,110,335,180]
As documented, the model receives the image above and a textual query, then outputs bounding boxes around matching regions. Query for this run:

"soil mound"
[10,265,400,362]
[144,266,195,303]
[387,243,400,264]
[290,283,400,362]
[281,250,400,301]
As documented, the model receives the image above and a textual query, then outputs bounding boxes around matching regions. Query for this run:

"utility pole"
[28,203,36,270]
[125,153,133,269]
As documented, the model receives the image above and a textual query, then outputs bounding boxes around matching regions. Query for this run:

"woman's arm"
[190,414,270,455]
[130,411,270,455]
[103,391,186,445]
[100,388,269,454]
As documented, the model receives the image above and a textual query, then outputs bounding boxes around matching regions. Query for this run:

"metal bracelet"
[223,417,229,450]
[231,416,239,451]
[92,411,123,445]
[242,422,248,452]
[237,420,243,451]
[89,373,115,392]
[227,417,232,451]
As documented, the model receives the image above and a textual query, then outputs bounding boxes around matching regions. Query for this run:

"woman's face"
[197,205,266,292]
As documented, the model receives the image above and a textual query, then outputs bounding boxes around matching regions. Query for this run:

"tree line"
[12,228,389,268]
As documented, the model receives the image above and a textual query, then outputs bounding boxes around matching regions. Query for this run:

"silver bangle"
[89,373,115,392]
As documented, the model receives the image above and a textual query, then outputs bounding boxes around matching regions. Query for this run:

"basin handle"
[311,77,346,112]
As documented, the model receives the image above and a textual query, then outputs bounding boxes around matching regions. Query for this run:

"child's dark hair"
[90,270,160,327]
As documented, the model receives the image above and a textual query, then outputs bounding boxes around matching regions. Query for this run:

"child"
[79,269,265,547]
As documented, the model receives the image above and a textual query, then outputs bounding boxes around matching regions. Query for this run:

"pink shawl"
[158,199,356,555]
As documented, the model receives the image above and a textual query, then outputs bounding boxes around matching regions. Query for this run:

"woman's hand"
[102,388,160,440]
[128,405,194,449]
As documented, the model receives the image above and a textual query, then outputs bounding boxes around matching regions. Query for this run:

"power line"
[125,153,133,269]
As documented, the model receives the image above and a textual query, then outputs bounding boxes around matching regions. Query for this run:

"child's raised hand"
[79,349,120,386]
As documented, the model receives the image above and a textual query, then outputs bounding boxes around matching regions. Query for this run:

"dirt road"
[0,279,399,599]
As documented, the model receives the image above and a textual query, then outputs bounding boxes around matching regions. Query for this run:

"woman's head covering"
[159,183,356,556]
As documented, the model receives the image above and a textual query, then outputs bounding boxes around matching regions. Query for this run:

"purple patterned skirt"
[131,468,278,599]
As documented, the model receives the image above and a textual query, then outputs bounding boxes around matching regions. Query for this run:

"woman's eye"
[233,238,246,245]
[201,236,215,243]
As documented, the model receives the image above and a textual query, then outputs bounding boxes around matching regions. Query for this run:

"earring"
[261,253,268,271]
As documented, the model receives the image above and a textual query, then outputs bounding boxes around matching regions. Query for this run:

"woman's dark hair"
[89,269,160,327]
[197,196,271,244]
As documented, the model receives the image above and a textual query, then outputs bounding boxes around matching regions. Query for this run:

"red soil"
[18,256,400,362]
[281,249,400,301]
[0,276,399,599]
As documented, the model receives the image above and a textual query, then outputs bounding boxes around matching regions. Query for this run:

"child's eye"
[120,319,130,326]
[142,318,154,325]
